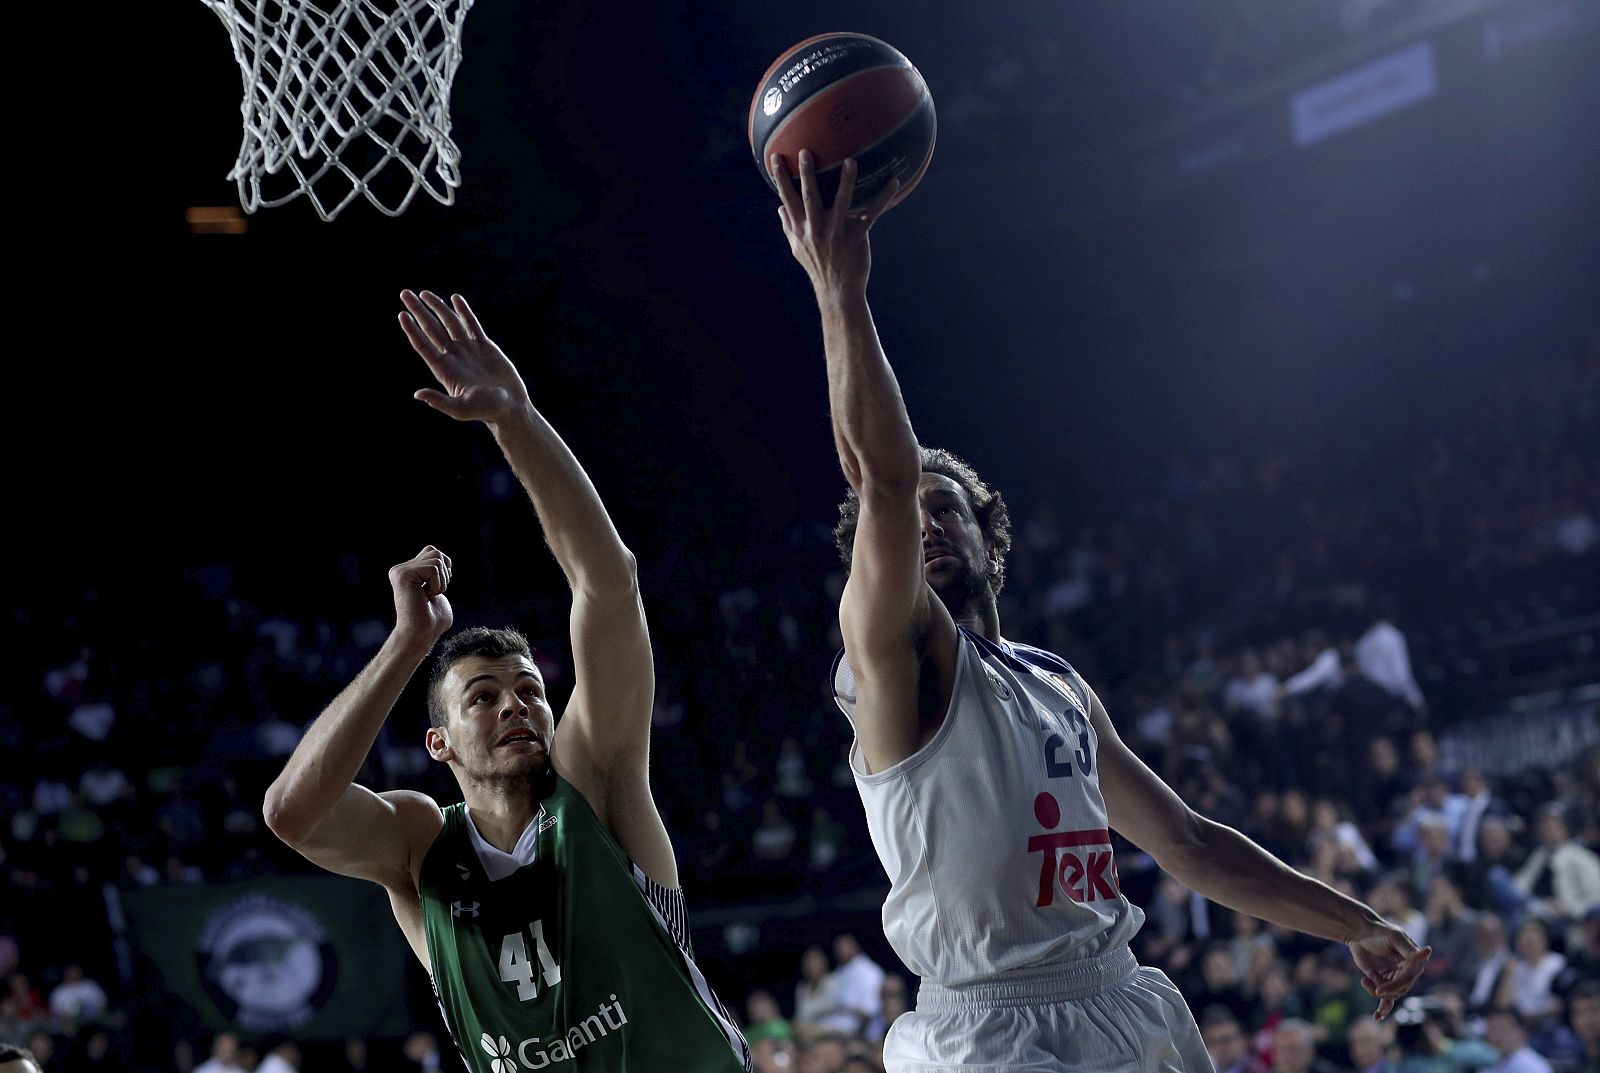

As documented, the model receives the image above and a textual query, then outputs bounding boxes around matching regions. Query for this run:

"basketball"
[749,33,936,211]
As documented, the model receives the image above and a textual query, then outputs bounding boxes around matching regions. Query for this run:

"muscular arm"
[400,291,667,880]
[493,399,668,880]
[263,551,451,889]
[1089,689,1429,1016]
[775,153,954,772]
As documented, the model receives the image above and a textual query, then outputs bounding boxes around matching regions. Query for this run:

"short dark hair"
[833,446,1013,595]
[1200,1005,1241,1030]
[426,627,534,728]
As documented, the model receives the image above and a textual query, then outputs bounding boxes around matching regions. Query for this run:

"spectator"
[400,1033,439,1073]
[1204,1006,1269,1073]
[1455,818,1527,920]
[752,801,798,862]
[192,1032,243,1073]
[808,806,847,872]
[744,989,794,1046]
[1224,649,1280,720]
[1467,914,1514,1012]
[1270,1018,1342,1073]
[793,946,840,1035]
[1482,1008,1553,1073]
[1513,806,1600,924]
[46,964,108,1024]
[5,974,45,1024]
[1310,949,1376,1050]
[774,738,814,799]
[828,936,884,1037]
[750,1036,795,1073]
[1409,818,1456,904]
[257,1042,301,1073]
[1354,613,1426,712]
[1420,875,1480,992]
[1348,1019,1396,1073]
[1370,879,1429,949]
[1309,799,1378,877]
[1253,966,1310,1050]
[1453,771,1507,864]
[1495,920,1565,1023]
[1566,981,1600,1073]
[799,1034,847,1073]
[1195,944,1255,1026]
[863,975,908,1043]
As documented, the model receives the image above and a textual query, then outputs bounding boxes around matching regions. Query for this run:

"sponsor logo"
[457,862,473,881]
[195,894,337,1032]
[1026,791,1120,908]
[481,1033,516,1073]
[761,87,782,116]
[452,901,480,918]
[483,994,630,1069]
[984,667,1012,701]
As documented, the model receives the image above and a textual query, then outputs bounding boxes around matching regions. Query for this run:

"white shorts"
[884,948,1213,1073]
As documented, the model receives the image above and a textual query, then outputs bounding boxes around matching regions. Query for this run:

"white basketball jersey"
[833,626,1143,987]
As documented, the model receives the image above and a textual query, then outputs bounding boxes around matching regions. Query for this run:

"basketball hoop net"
[200,0,475,221]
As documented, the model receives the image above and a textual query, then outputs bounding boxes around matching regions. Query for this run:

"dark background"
[29,0,1599,605]
[7,0,1599,1066]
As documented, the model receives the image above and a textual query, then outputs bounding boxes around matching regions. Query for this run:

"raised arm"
[398,292,668,878]
[773,153,957,773]
[263,548,452,891]
[1087,688,1430,1019]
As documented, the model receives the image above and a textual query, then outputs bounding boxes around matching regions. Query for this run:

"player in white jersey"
[770,150,1432,1072]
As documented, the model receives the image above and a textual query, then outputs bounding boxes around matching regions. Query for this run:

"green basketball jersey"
[419,772,749,1072]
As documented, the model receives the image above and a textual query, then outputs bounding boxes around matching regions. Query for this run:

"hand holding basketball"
[399,290,530,426]
[774,151,900,298]
[389,545,454,645]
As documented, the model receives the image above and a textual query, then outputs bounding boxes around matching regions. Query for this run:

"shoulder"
[999,638,1077,677]
[379,790,446,881]
[379,788,446,828]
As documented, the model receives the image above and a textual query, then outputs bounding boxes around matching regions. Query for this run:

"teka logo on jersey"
[1027,791,1120,908]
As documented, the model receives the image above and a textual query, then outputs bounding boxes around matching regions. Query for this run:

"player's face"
[918,473,993,608]
[437,655,554,775]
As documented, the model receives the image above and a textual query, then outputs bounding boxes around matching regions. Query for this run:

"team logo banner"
[122,875,409,1039]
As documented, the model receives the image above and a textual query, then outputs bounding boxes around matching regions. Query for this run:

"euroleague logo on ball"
[761,86,783,116]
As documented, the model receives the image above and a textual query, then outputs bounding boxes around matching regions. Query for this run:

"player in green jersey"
[263,291,749,1072]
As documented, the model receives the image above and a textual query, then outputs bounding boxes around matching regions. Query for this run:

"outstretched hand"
[1348,923,1431,1020]
[772,150,900,298]
[399,290,529,425]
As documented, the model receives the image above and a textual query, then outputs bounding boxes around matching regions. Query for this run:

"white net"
[201,0,475,221]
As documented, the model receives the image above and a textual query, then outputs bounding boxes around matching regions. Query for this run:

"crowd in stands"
[2,327,1594,1073]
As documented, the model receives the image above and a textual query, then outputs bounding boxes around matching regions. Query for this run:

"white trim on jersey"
[631,864,752,1071]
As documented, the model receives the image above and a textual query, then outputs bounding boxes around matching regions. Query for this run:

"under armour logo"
[452,900,480,918]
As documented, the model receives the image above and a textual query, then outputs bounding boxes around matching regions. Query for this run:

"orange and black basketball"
[749,32,935,211]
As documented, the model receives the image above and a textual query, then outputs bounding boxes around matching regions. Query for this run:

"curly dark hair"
[426,626,535,728]
[833,446,1013,596]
